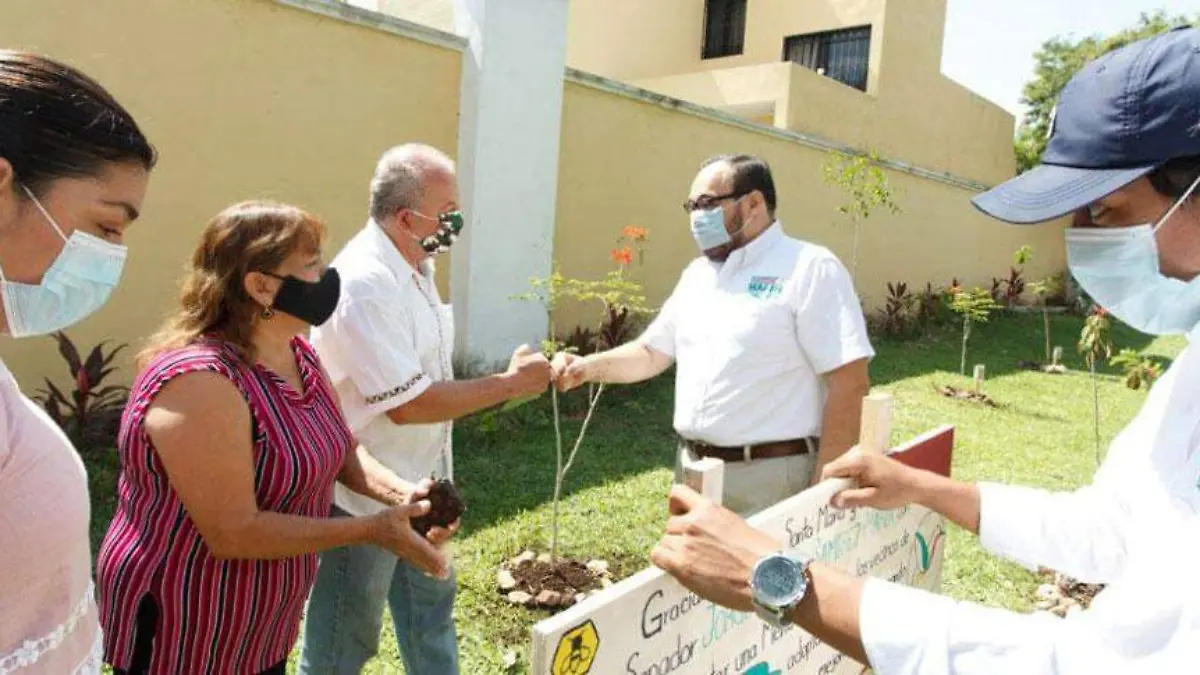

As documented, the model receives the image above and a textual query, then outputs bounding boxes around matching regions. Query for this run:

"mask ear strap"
[20,184,69,242]
[1153,172,1200,233]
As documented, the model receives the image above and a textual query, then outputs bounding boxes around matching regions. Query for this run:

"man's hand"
[550,351,590,392]
[821,448,926,510]
[407,477,460,546]
[505,344,552,398]
[650,486,780,613]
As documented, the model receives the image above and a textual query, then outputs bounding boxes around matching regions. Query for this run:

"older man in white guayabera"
[553,153,874,517]
[298,144,552,675]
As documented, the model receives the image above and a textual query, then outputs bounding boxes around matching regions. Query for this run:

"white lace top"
[0,359,102,674]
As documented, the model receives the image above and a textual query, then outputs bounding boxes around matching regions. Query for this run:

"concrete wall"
[0,0,463,387]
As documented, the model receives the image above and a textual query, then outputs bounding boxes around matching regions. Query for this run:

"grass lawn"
[83,312,1186,674]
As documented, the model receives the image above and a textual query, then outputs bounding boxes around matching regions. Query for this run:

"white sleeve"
[792,255,875,374]
[637,272,685,358]
[860,575,1193,675]
[325,294,432,417]
[976,479,1133,583]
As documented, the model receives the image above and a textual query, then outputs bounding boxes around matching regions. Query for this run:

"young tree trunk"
[550,386,564,560]
[850,219,862,280]
[960,317,970,375]
[1090,359,1101,466]
[550,384,606,561]
[1043,309,1052,363]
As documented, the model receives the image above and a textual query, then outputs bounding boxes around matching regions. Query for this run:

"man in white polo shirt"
[554,153,873,516]
[298,144,552,675]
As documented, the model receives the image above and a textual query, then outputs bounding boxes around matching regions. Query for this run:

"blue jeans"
[297,507,460,675]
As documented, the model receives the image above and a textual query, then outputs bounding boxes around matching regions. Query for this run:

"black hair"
[0,50,155,196]
[700,154,777,215]
[1148,155,1200,200]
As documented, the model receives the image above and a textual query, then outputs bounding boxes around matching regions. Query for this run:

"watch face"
[753,556,806,606]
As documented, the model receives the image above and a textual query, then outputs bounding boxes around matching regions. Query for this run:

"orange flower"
[622,226,649,242]
[611,247,633,266]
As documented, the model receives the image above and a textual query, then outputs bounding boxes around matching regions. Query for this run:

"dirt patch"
[498,552,615,610]
[1034,569,1105,617]
[935,384,998,407]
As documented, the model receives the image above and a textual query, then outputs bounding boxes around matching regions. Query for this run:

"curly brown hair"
[140,201,326,367]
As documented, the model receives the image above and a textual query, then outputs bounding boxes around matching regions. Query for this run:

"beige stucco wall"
[550,77,1065,334]
[568,0,886,95]
[0,0,462,388]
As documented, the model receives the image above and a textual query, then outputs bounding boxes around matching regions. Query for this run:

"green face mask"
[412,210,464,255]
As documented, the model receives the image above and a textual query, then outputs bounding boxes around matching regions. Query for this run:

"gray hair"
[368,143,456,223]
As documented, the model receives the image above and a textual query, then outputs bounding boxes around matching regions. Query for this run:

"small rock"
[535,590,564,606]
[586,559,610,574]
[600,577,614,588]
[513,551,536,566]
[536,552,553,564]
[497,569,517,591]
[574,593,587,604]
[506,590,533,605]
[1034,599,1055,610]
[1050,604,1068,618]
[502,650,519,669]
[1036,584,1061,601]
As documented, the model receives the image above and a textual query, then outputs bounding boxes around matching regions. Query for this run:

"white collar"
[367,220,428,282]
[725,220,784,268]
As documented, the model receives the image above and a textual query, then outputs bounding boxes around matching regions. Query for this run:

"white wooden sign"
[531,424,954,675]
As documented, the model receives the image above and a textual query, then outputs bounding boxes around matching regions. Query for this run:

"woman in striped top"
[97,202,450,675]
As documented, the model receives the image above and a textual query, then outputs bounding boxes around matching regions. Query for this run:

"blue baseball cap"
[973,25,1200,224]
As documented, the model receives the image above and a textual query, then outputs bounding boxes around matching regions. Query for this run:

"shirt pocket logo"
[748,275,783,299]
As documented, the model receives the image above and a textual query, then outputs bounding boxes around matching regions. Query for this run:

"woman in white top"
[0,50,154,674]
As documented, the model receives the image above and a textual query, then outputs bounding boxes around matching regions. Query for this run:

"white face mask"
[0,186,128,337]
[1065,173,1200,336]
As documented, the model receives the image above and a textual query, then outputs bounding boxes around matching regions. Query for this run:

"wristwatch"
[750,550,812,627]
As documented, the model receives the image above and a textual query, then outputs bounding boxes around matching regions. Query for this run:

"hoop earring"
[261,306,275,320]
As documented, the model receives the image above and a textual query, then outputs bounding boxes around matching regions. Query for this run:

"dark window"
[703,0,747,59]
[783,26,872,91]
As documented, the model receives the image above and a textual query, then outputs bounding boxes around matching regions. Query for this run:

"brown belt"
[682,437,819,463]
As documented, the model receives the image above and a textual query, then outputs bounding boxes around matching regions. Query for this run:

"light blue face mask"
[0,186,127,337]
[1066,173,1200,336]
[689,199,746,253]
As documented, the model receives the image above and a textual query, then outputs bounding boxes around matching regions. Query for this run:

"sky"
[941,0,1200,122]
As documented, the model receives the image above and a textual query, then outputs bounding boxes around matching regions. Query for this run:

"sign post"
[532,394,953,675]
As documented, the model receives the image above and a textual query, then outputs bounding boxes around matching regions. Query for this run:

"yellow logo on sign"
[552,620,600,675]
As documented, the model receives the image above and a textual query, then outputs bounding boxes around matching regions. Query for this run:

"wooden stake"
[1052,346,1063,367]
[858,392,894,455]
[682,457,724,506]
[973,364,986,393]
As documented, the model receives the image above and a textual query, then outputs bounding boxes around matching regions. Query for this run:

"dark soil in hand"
[411,478,466,536]
[935,385,998,407]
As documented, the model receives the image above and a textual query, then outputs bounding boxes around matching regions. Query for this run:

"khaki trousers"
[674,443,818,518]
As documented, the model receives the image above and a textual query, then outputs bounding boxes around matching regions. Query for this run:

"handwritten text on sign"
[532,426,953,675]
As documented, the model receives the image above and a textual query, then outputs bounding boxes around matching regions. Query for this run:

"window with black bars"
[783,26,872,91]
[702,0,747,59]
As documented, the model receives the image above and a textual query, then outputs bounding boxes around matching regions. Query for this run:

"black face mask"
[265,267,341,326]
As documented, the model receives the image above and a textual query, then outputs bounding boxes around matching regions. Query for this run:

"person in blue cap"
[649,25,1200,674]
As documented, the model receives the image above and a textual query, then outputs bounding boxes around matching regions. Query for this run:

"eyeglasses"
[681,190,750,214]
